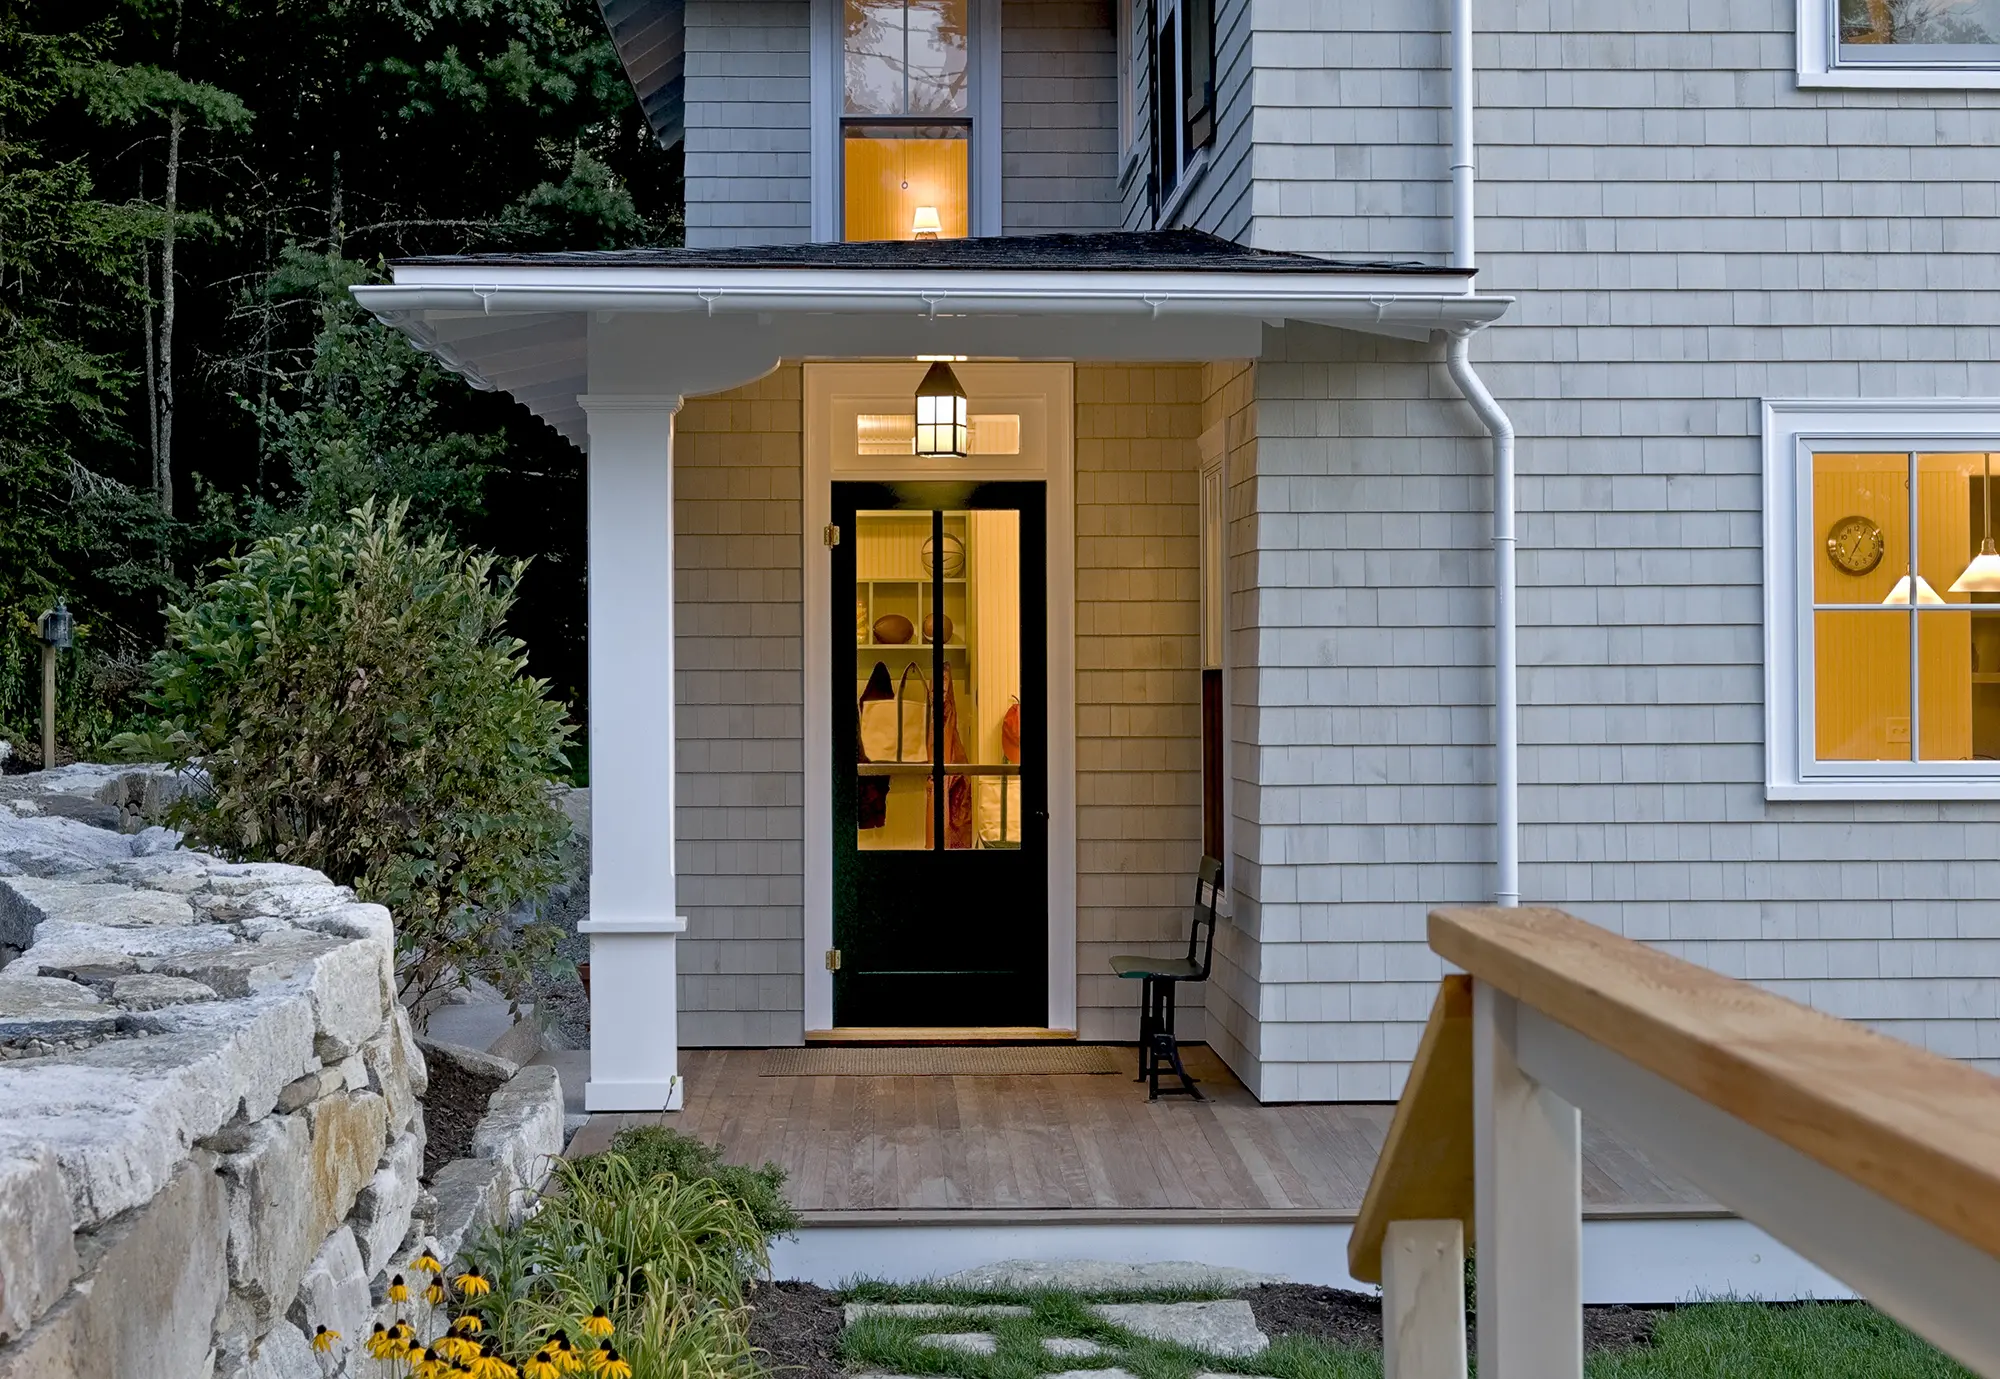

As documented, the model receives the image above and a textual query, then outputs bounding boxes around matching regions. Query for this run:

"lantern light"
[38,601,72,650]
[914,360,968,459]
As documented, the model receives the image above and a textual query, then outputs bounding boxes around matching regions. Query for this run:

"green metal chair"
[1110,856,1222,1100]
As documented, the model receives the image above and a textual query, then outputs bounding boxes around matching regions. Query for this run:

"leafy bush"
[119,499,573,1014]
[605,1126,801,1240]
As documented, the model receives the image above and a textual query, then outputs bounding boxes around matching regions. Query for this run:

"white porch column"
[580,393,687,1113]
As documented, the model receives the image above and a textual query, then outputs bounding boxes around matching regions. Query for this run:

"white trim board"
[1760,398,2000,801]
[802,362,1078,1035]
[768,1217,1852,1304]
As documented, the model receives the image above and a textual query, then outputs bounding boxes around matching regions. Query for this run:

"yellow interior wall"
[1812,453,1972,761]
[844,136,969,241]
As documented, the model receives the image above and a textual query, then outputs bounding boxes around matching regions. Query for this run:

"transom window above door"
[843,0,971,240]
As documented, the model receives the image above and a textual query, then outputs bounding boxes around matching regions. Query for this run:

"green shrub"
[117,499,573,1015]
[605,1125,801,1239]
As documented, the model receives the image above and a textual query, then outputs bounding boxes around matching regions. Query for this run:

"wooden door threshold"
[805,1026,1078,1044]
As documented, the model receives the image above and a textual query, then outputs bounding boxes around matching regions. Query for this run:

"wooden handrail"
[1430,905,2000,1263]
[1347,975,1474,1283]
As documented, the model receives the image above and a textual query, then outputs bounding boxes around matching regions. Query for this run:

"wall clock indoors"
[1826,514,1885,576]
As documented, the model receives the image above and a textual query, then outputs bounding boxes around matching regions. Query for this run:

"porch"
[562,1045,1840,1300]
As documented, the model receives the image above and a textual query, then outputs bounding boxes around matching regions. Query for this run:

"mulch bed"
[1243,1282,1660,1355]
[420,1055,507,1181]
[748,1280,846,1379]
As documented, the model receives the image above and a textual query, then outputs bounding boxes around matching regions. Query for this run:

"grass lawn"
[835,1283,1970,1379]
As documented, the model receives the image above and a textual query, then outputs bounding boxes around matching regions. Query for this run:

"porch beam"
[580,391,686,1113]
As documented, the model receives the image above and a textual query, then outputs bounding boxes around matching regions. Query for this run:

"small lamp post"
[914,360,968,459]
[37,600,71,770]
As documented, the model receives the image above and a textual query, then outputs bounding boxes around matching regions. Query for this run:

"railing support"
[1382,1219,1468,1379]
[1473,980,1582,1379]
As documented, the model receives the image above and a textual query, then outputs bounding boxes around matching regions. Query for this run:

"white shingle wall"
[1227,1,2000,1099]
[673,369,808,1045]
[684,0,813,247]
[1003,0,1124,232]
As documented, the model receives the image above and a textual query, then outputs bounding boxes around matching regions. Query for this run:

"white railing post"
[1382,1219,1468,1379]
[1473,979,1582,1378]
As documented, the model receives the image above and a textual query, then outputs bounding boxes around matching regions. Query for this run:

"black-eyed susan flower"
[524,1351,562,1379]
[427,1280,448,1307]
[580,1306,614,1339]
[389,1273,411,1304]
[414,1248,445,1275]
[452,1313,484,1336]
[455,1268,492,1298]
[364,1322,392,1358]
[311,1324,340,1353]
[595,1345,632,1379]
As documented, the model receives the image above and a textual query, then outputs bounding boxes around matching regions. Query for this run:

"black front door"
[831,481,1047,1027]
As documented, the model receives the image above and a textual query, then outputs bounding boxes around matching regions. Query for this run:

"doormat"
[761,1045,1128,1076]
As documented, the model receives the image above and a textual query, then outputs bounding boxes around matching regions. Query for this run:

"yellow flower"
[364,1323,392,1359]
[428,1281,448,1307]
[389,1273,411,1304]
[414,1249,446,1275]
[455,1269,493,1298]
[595,1345,633,1379]
[451,1313,485,1336]
[580,1306,615,1339]
[311,1324,341,1353]
[524,1352,562,1379]
[553,1336,584,1374]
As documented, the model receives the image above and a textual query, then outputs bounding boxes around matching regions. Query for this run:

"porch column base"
[583,920,686,1113]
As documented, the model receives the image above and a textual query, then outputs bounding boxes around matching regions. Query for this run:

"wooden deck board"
[575,1046,1716,1219]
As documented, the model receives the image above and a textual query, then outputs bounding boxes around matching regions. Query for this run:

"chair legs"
[1139,979,1202,1101]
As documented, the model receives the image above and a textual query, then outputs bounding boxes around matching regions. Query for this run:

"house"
[355,0,2000,1119]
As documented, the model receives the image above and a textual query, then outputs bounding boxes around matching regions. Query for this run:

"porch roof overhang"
[351,231,1513,447]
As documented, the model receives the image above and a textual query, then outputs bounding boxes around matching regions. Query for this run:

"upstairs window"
[844,0,971,240]
[1800,0,2000,86]
[1151,0,1215,213]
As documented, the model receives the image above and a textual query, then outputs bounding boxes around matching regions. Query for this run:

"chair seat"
[1109,955,1204,981]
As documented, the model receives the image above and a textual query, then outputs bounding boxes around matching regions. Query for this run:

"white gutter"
[1444,0,1521,909]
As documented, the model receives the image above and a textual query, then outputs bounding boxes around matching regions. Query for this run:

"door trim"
[803,362,1076,1035]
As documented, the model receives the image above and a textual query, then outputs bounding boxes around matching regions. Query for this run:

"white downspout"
[1444,0,1520,908]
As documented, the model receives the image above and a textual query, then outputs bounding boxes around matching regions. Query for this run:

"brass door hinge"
[825,948,842,971]
[823,524,841,547]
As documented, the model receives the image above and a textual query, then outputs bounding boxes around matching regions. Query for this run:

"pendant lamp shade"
[1951,454,2000,593]
[914,360,968,458]
[1883,574,1947,607]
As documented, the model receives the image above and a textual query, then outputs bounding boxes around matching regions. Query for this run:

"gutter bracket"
[699,289,722,317]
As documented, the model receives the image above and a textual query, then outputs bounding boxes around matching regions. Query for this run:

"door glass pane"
[1815,610,1912,760]
[855,511,934,851]
[959,510,1020,851]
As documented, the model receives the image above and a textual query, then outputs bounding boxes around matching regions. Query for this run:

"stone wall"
[0,767,561,1379]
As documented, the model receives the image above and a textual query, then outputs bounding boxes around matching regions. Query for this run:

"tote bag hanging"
[860,663,930,764]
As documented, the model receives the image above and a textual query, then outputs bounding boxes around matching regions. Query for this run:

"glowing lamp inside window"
[914,360,968,458]
[912,206,943,239]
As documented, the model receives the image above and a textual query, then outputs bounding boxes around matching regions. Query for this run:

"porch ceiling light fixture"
[1882,574,1947,606]
[1951,452,2000,594]
[914,359,968,458]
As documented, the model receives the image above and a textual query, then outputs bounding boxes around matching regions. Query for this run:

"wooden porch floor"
[569,1046,1717,1221]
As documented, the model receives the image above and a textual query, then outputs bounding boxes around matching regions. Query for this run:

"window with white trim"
[1799,0,2000,87]
[1764,400,2000,799]
[842,0,973,240]
[1150,0,1214,213]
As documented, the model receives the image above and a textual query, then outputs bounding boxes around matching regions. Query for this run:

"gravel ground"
[748,1280,846,1379]
[421,1055,507,1181]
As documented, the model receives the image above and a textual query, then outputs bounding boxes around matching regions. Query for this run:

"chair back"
[1184,856,1224,980]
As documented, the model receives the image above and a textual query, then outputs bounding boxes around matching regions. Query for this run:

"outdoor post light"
[914,360,968,459]
[37,600,71,769]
